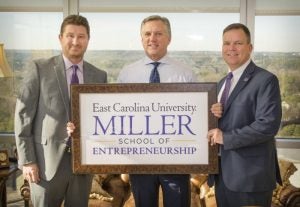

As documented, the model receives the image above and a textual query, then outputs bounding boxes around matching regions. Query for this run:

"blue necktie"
[220,72,233,107]
[149,62,161,83]
[71,65,79,84]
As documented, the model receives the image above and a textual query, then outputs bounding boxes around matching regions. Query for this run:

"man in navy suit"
[207,23,282,206]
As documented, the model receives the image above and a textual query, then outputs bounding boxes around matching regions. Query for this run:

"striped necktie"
[220,72,233,107]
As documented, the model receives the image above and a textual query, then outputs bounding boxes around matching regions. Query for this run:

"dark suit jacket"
[208,61,282,192]
[15,55,107,181]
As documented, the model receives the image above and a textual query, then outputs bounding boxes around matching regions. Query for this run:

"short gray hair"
[140,15,171,37]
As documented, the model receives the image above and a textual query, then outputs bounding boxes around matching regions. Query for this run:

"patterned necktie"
[149,62,161,83]
[220,72,233,107]
[71,65,79,84]
[67,65,79,153]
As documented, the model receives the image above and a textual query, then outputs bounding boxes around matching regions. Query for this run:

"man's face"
[141,20,171,61]
[59,24,89,62]
[222,28,253,71]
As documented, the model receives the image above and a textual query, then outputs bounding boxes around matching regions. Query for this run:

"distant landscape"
[1,50,299,137]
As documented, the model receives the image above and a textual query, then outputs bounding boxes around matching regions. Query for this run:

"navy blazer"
[208,61,282,192]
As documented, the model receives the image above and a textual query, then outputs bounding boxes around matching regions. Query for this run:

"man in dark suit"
[14,15,107,206]
[207,23,282,207]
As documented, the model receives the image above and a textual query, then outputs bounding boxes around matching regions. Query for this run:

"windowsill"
[276,138,300,148]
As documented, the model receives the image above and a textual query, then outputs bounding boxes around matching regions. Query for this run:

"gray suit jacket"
[15,55,107,180]
[208,61,282,192]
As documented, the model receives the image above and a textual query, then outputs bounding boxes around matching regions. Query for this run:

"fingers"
[25,171,40,183]
[207,130,216,146]
[213,111,222,118]
[207,128,223,145]
[31,170,40,183]
[23,164,40,183]
[67,122,75,128]
[211,102,223,118]
[66,122,75,137]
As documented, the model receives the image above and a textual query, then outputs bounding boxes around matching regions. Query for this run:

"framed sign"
[71,83,218,174]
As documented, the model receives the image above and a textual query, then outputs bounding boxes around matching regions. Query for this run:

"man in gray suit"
[207,23,282,206]
[15,15,107,207]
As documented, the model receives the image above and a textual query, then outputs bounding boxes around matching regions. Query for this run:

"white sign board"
[71,83,218,174]
[80,92,208,165]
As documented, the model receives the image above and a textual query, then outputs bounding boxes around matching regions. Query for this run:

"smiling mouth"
[226,53,238,57]
[70,47,82,52]
[148,43,159,47]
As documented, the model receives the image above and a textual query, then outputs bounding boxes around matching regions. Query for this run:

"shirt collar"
[143,55,170,65]
[230,58,251,78]
[62,54,84,72]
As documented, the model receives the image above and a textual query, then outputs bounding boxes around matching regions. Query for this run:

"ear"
[167,36,171,45]
[248,43,253,53]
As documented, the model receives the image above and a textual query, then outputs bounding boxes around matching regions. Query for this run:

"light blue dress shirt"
[117,55,197,83]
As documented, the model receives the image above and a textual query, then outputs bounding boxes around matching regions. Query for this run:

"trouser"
[130,174,191,207]
[30,152,93,207]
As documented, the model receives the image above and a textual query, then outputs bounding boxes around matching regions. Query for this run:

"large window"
[82,12,239,83]
[0,1,64,202]
[0,0,299,139]
[254,0,300,188]
[0,12,62,132]
[254,16,300,138]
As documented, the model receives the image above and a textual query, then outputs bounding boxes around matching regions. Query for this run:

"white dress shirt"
[218,59,251,102]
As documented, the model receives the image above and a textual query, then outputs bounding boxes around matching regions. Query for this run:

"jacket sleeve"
[223,74,282,150]
[14,61,40,166]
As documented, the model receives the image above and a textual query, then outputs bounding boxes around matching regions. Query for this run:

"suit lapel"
[223,61,256,114]
[53,55,71,120]
[83,61,93,83]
